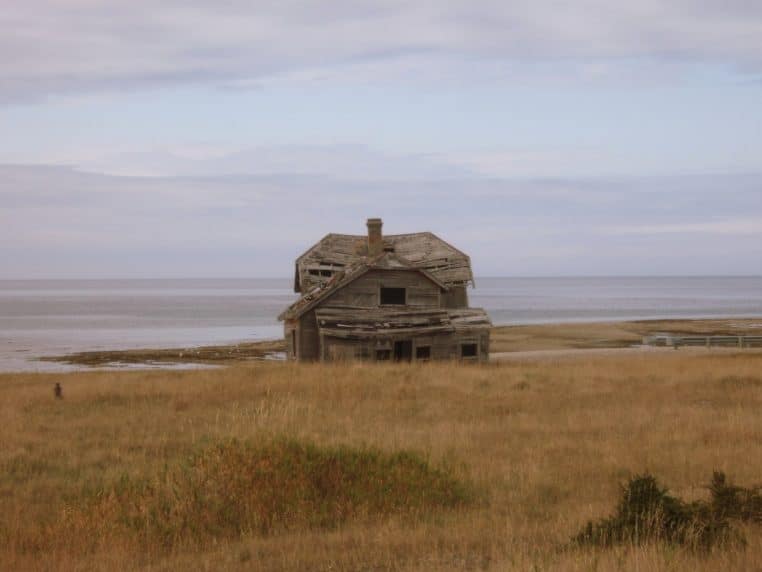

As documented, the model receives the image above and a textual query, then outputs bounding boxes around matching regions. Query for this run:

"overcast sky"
[1,1,761,278]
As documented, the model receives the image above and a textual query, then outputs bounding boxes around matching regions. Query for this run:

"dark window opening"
[380,287,406,305]
[383,245,395,252]
[309,269,333,277]
[461,343,478,358]
[376,349,391,361]
[393,340,412,362]
[416,346,431,360]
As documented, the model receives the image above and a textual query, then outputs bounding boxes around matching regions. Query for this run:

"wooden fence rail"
[643,334,762,349]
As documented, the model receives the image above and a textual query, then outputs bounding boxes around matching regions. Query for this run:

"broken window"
[461,343,478,358]
[416,346,431,360]
[309,268,333,277]
[380,287,406,305]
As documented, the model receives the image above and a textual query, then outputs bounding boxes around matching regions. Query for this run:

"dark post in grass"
[54,383,63,399]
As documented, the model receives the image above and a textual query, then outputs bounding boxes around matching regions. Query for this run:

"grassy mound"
[54,438,474,552]
[574,472,761,550]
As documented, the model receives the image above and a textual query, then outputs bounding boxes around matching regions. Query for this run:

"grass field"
[2,350,762,570]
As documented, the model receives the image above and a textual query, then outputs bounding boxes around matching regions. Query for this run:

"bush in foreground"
[709,471,762,524]
[53,438,474,553]
[574,472,761,551]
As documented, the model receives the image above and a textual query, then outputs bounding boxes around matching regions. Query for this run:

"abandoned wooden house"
[278,218,491,362]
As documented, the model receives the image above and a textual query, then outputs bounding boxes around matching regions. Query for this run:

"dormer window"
[380,287,406,305]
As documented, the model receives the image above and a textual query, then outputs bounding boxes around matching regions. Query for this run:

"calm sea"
[2,276,762,371]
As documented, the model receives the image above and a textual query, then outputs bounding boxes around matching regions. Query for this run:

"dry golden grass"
[2,351,762,570]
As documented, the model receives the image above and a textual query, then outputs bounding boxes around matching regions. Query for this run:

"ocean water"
[474,276,762,325]
[2,276,762,371]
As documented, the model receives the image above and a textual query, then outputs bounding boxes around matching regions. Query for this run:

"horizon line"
[2,274,761,282]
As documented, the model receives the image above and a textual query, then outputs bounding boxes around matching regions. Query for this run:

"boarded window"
[461,343,478,358]
[380,287,406,305]
[376,349,391,361]
[416,346,431,360]
[320,270,332,277]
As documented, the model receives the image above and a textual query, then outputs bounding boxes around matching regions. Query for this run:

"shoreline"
[36,339,287,369]
[17,316,762,372]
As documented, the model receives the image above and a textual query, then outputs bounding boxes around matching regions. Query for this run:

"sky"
[1,1,761,278]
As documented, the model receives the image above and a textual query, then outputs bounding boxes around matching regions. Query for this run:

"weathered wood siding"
[480,332,490,359]
[441,286,468,308]
[320,329,490,363]
[298,310,320,361]
[322,337,370,361]
[284,320,297,359]
[324,269,441,308]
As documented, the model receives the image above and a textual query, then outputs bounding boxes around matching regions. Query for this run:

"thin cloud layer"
[71,144,471,180]
[2,161,760,278]
[2,1,762,102]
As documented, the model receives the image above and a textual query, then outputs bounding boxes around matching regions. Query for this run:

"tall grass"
[1,351,761,570]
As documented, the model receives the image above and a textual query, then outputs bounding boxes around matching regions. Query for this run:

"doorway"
[393,340,412,362]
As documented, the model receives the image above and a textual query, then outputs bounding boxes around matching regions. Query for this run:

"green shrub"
[574,473,744,550]
[708,471,762,524]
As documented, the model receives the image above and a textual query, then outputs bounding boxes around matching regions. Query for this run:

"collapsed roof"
[294,232,474,293]
[279,251,447,321]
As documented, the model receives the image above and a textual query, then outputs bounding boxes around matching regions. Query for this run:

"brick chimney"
[367,218,383,257]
